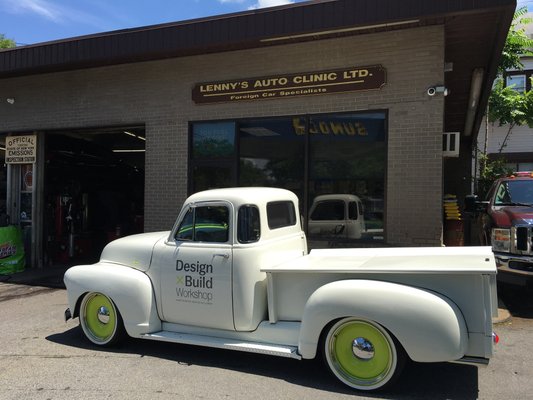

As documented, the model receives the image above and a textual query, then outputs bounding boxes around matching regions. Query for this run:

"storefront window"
[192,122,235,158]
[239,118,305,198]
[190,111,387,247]
[191,122,236,192]
[308,112,386,245]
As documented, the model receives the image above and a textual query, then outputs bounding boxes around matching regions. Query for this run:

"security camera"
[427,86,449,97]
[427,86,448,97]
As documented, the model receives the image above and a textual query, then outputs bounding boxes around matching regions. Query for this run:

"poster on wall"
[5,135,37,164]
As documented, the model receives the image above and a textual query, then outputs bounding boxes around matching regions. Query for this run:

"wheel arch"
[64,263,162,337]
[298,279,468,362]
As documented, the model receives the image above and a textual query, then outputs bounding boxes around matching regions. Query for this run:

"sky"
[1,0,532,47]
[0,0,306,46]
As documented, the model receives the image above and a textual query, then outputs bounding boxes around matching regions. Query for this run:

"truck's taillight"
[492,332,499,344]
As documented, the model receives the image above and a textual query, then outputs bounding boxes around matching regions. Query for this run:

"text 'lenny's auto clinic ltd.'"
[192,65,386,104]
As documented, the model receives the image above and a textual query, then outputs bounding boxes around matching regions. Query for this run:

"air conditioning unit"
[443,132,460,157]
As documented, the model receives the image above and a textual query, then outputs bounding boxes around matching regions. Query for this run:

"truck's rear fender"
[64,263,161,337]
[298,279,468,362]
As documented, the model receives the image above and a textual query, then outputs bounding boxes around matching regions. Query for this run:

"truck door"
[156,202,234,330]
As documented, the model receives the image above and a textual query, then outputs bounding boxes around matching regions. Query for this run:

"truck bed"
[262,246,496,274]
[262,246,497,358]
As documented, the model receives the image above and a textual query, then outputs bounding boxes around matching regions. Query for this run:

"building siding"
[0,25,444,246]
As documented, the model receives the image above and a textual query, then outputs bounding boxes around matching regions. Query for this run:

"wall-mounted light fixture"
[6,98,15,105]
[112,149,146,153]
[124,131,146,141]
[463,68,484,137]
[260,19,420,42]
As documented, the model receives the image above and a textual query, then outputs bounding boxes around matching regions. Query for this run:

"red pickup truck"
[467,172,533,285]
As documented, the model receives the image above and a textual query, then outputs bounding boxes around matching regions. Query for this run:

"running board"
[140,331,302,360]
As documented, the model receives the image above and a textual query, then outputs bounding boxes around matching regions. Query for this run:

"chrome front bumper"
[494,254,533,285]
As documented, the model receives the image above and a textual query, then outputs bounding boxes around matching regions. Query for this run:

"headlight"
[491,228,511,252]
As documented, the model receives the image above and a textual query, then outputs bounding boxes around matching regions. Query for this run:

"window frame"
[266,200,297,230]
[174,202,232,243]
[237,204,261,244]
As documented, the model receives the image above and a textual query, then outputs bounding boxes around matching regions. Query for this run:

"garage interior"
[43,126,145,265]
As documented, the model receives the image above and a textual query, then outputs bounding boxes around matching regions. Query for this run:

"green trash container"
[0,225,26,275]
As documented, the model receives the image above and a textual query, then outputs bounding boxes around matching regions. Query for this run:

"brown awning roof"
[0,0,516,138]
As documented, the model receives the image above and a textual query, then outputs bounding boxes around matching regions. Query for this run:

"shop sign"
[5,135,37,164]
[192,65,386,104]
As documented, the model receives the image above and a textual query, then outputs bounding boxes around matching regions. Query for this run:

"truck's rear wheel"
[323,317,404,391]
[79,292,125,346]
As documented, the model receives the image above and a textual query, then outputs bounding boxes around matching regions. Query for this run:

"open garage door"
[44,126,145,265]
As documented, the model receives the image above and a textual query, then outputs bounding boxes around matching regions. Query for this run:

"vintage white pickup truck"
[64,187,498,391]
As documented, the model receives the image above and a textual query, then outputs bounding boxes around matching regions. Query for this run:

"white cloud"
[1,0,62,22]
[248,0,294,9]
[0,0,109,29]
[217,0,294,8]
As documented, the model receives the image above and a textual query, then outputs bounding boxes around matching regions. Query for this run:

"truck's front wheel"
[323,318,404,391]
[79,292,125,346]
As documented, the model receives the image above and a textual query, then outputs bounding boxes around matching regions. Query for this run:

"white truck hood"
[100,231,169,272]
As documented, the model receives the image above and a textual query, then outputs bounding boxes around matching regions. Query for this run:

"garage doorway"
[43,126,145,266]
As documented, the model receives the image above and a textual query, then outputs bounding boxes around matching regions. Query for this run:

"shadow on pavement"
[48,326,479,399]
[0,264,68,289]
[498,282,533,319]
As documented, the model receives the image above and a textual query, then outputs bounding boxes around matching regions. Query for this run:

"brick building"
[0,0,515,268]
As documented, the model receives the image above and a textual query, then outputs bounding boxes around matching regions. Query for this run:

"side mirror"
[464,195,489,213]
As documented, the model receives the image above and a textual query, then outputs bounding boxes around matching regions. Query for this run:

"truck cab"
[467,171,533,285]
[148,187,307,332]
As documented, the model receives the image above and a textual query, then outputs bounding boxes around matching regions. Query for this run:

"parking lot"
[0,278,531,400]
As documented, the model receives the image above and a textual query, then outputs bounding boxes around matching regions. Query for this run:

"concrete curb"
[492,307,512,325]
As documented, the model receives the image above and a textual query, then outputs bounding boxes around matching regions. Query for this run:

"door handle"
[213,253,230,259]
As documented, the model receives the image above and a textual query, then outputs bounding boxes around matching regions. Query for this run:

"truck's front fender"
[298,279,467,362]
[64,263,161,337]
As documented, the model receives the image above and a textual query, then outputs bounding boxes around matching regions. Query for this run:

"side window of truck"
[238,205,260,243]
[310,200,344,221]
[494,183,511,205]
[175,205,229,242]
[267,201,296,229]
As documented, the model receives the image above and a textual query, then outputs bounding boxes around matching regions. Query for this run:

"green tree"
[488,77,533,153]
[498,7,533,74]
[0,34,15,49]
[478,6,533,191]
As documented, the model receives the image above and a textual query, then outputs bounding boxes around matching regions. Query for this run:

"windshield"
[494,180,533,206]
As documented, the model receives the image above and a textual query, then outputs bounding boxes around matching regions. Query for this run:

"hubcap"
[97,306,110,324]
[352,337,375,360]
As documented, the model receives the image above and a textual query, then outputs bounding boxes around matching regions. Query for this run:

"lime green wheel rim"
[80,293,118,345]
[325,318,397,390]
